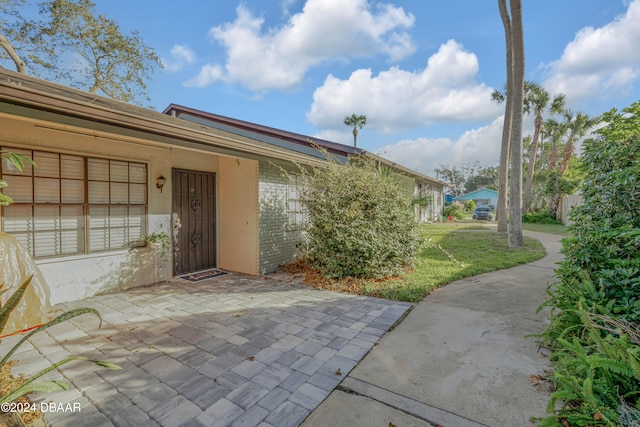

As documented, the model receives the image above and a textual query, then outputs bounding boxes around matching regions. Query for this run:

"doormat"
[179,269,227,282]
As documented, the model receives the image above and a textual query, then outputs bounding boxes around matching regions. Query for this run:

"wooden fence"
[560,194,584,225]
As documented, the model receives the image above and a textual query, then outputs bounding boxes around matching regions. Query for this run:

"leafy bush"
[523,209,561,224]
[296,154,419,279]
[538,101,640,425]
[463,200,476,214]
[444,203,465,220]
[539,308,640,427]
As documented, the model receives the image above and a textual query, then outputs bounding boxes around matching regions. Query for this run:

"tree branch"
[0,33,26,73]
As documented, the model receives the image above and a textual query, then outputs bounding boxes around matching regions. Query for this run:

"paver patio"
[2,273,411,427]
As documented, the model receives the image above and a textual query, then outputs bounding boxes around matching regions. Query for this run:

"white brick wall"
[258,160,304,274]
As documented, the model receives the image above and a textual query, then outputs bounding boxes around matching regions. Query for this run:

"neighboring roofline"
[362,152,448,186]
[164,103,361,158]
[0,69,329,167]
[452,187,499,199]
[0,70,446,184]
[165,104,446,186]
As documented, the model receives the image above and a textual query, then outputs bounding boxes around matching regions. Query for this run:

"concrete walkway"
[303,230,563,427]
[2,274,411,426]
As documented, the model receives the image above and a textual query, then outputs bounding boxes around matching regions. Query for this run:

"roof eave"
[0,72,329,168]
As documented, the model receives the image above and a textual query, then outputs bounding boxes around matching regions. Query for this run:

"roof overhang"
[0,70,328,167]
[164,103,361,159]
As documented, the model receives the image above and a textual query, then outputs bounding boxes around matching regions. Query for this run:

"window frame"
[1,146,148,259]
[286,173,307,231]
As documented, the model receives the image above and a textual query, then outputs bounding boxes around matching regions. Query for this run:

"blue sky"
[41,1,640,175]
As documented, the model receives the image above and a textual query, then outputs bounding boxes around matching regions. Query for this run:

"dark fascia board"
[164,103,362,157]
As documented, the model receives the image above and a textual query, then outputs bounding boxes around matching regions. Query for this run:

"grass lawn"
[522,222,572,236]
[296,223,546,303]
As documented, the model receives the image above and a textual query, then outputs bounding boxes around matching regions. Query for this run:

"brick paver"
[7,272,411,426]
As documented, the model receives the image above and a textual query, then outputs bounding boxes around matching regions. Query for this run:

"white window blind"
[1,147,147,258]
[287,173,307,230]
[87,158,147,252]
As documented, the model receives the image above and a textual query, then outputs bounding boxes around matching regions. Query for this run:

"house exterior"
[164,104,446,227]
[0,69,443,305]
[452,188,498,209]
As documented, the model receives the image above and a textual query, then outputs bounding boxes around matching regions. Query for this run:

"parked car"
[472,206,493,220]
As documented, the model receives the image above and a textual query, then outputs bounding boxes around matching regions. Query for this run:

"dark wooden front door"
[173,169,216,275]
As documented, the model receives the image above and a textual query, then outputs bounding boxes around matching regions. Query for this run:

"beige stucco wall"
[0,114,256,305]
[218,156,259,275]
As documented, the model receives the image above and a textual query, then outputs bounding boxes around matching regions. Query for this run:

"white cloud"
[189,0,415,91]
[314,129,353,145]
[543,0,640,100]
[281,0,299,17]
[184,64,224,87]
[162,44,196,73]
[307,40,502,133]
[374,116,505,177]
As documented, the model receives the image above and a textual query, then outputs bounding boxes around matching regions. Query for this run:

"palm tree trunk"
[508,0,524,248]
[548,139,559,170]
[523,115,542,210]
[558,135,574,177]
[497,0,512,235]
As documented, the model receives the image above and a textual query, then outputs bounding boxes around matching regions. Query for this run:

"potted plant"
[143,232,171,286]
[143,232,170,255]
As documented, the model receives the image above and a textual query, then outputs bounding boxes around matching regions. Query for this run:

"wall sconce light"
[156,175,166,193]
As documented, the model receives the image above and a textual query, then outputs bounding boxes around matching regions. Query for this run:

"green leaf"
[0,354,120,405]
[582,376,596,408]
[0,275,33,334]
[0,380,69,404]
[586,355,634,377]
[90,360,122,370]
[626,350,640,380]
[548,389,577,412]
[0,307,102,368]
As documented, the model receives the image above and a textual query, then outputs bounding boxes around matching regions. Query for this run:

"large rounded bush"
[297,155,419,279]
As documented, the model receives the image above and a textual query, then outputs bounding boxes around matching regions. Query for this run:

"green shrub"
[538,101,640,425]
[444,203,465,220]
[463,200,476,214]
[522,209,561,224]
[561,102,640,322]
[295,154,419,279]
[538,307,640,427]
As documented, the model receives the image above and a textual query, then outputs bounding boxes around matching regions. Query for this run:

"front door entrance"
[172,169,216,275]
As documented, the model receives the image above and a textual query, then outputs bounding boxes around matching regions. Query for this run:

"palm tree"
[544,118,568,171]
[492,79,539,233]
[550,110,600,216]
[523,85,565,210]
[558,111,599,177]
[493,1,512,235]
[498,0,525,248]
[344,114,367,148]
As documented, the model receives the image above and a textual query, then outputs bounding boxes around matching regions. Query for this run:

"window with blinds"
[287,173,307,231]
[1,147,147,258]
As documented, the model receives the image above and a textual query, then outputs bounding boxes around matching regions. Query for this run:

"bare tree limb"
[0,33,26,73]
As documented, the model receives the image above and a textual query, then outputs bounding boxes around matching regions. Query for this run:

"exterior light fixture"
[156,175,166,193]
